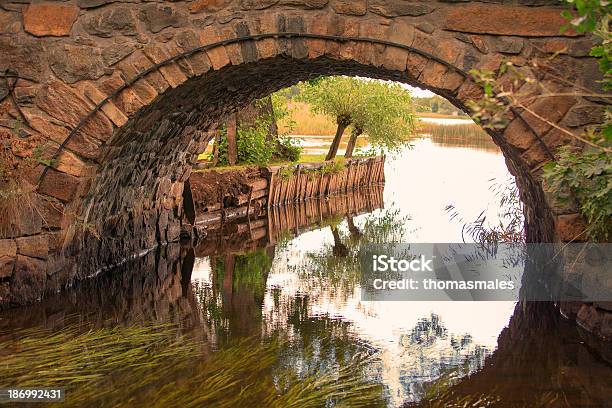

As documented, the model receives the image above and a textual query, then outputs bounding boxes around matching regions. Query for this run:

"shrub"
[209,120,276,166]
[543,148,612,241]
[236,120,275,165]
[276,135,302,162]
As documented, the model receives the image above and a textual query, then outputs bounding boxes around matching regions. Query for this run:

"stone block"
[82,6,138,38]
[173,30,212,76]
[35,81,113,143]
[16,235,49,260]
[23,3,78,37]
[257,13,282,58]
[139,4,187,34]
[563,104,606,128]
[555,213,587,242]
[495,38,523,54]
[0,239,16,278]
[241,0,279,10]
[49,43,106,84]
[279,0,328,8]
[332,0,366,15]
[190,0,233,13]
[369,0,435,17]
[79,82,129,127]
[200,26,231,69]
[456,79,483,102]
[78,0,127,8]
[470,35,489,54]
[444,4,580,37]
[143,45,189,88]
[0,10,21,34]
[504,95,576,150]
[416,22,435,34]
[11,255,47,303]
[217,25,244,65]
[37,168,80,203]
[130,52,171,94]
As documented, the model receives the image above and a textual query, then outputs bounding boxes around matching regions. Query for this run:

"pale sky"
[356,76,436,98]
[403,84,435,98]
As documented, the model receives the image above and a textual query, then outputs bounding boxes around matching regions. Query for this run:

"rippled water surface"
[1,122,610,407]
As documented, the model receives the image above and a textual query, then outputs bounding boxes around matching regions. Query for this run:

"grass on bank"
[195,154,347,173]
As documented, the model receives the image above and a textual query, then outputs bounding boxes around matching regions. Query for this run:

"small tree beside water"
[298,77,416,160]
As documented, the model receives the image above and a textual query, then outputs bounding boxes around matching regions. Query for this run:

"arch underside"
[75,55,551,274]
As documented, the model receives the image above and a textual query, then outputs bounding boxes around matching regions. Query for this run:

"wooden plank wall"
[266,156,385,207]
[193,156,385,231]
[193,187,384,257]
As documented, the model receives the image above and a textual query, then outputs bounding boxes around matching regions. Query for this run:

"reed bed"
[278,102,338,136]
[416,122,487,139]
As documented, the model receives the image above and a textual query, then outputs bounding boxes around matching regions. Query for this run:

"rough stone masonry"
[0,0,609,338]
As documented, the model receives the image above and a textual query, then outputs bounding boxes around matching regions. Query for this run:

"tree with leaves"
[298,77,416,160]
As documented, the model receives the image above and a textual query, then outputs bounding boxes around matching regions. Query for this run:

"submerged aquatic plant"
[0,320,385,407]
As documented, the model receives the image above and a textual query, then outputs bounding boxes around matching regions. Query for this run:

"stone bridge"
[0,1,608,335]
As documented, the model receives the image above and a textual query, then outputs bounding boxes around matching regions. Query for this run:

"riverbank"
[186,157,385,237]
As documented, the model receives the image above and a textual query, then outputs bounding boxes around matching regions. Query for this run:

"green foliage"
[316,159,345,175]
[297,76,416,156]
[562,0,610,33]
[211,120,276,166]
[278,164,297,180]
[210,92,303,166]
[236,119,276,164]
[271,89,296,130]
[543,148,612,241]
[562,0,611,90]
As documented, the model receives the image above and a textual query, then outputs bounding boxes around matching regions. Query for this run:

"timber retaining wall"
[187,156,385,233]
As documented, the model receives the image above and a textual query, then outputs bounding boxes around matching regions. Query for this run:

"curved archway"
[0,2,604,331]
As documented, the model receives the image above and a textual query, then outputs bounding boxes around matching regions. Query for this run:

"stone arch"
[0,1,604,320]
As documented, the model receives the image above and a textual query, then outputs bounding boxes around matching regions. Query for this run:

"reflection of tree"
[288,207,410,299]
[192,248,274,345]
[404,302,612,408]
[193,261,389,406]
[331,226,349,257]
[445,176,525,247]
[267,293,387,407]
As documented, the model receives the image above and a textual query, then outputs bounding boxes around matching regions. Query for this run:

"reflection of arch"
[1,3,603,330]
[405,302,612,407]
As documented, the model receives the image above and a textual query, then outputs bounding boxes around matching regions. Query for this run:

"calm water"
[1,123,610,407]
